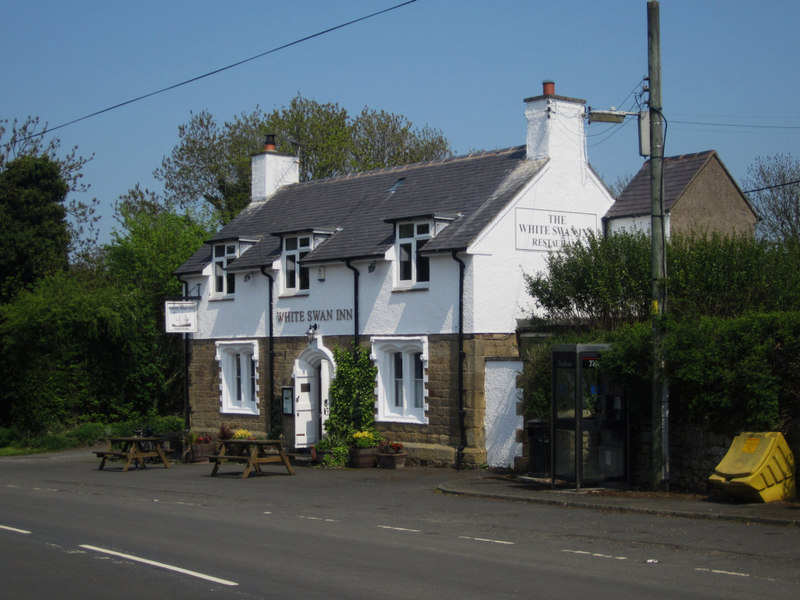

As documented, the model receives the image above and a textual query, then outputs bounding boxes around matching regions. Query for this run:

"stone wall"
[668,424,731,493]
[187,338,268,435]
[186,332,520,467]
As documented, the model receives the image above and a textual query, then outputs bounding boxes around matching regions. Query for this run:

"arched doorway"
[292,339,334,449]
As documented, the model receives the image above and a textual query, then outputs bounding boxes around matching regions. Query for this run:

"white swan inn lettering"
[515,208,597,252]
[275,308,353,323]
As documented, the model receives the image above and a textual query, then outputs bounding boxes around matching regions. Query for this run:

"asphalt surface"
[3,446,799,527]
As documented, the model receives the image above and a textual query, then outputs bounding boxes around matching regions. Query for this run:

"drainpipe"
[176,276,192,432]
[260,267,276,436]
[451,250,467,470]
[345,260,360,349]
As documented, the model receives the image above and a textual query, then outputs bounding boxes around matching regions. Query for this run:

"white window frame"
[215,340,260,415]
[395,221,431,289]
[372,336,428,424]
[212,242,238,297]
[283,235,312,294]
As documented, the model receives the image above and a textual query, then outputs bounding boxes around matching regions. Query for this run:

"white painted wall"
[189,86,614,341]
[469,141,615,331]
[606,214,671,238]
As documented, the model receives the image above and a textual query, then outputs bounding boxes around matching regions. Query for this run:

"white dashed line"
[79,545,238,586]
[695,568,750,578]
[459,536,515,545]
[562,549,627,560]
[378,525,422,533]
[0,524,32,535]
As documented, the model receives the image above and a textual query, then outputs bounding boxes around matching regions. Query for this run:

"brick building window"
[372,336,428,424]
[215,340,259,415]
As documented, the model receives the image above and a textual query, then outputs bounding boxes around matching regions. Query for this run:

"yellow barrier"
[708,432,795,503]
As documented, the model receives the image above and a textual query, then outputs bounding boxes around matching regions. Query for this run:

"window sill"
[279,291,310,299]
[376,414,428,425]
[209,296,235,302]
[391,285,429,293]
[220,406,260,416]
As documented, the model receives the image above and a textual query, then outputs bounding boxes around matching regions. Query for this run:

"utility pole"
[648,0,668,491]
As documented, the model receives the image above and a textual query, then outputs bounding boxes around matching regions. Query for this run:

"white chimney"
[251,134,300,202]
[524,81,587,166]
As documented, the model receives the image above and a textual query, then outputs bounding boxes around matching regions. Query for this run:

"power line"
[26,0,418,141]
[743,180,800,194]
[672,120,800,131]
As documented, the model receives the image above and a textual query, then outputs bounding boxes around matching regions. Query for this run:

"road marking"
[299,516,339,522]
[378,525,422,533]
[459,536,515,545]
[0,524,32,535]
[695,568,750,578]
[562,549,627,560]
[79,545,238,587]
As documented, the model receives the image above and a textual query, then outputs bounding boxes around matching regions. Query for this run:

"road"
[1,449,798,599]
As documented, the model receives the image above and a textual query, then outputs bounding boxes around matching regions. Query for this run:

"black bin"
[527,419,550,478]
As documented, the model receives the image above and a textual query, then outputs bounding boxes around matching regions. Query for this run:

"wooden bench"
[209,454,250,463]
[94,450,128,471]
[210,439,294,479]
[95,437,170,472]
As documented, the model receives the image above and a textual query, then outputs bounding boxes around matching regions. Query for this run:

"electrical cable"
[743,180,800,194]
[22,0,418,141]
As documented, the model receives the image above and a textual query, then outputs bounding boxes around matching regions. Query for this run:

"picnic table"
[210,439,295,479]
[94,437,170,472]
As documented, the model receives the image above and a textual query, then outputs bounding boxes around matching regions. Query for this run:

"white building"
[175,81,614,468]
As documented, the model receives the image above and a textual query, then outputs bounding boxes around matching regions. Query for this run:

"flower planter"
[376,453,407,469]
[348,447,378,468]
[191,442,216,463]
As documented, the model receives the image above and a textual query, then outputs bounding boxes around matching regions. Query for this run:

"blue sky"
[2,1,798,244]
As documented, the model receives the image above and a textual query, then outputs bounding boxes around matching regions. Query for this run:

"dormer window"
[283,235,312,293]
[396,221,431,287]
[213,242,238,296]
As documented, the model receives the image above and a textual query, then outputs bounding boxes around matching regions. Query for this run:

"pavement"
[437,473,800,527]
[3,446,799,527]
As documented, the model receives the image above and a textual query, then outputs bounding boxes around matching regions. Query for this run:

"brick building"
[174,81,615,468]
[605,150,758,236]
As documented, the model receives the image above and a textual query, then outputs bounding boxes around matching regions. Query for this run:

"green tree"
[349,107,451,172]
[744,153,800,242]
[0,155,70,302]
[0,270,137,431]
[524,230,651,329]
[1,116,99,258]
[104,195,217,416]
[155,95,452,221]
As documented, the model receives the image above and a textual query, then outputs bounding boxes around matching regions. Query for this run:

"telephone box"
[552,344,628,489]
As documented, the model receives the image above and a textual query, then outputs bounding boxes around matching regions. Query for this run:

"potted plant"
[312,430,348,465]
[348,429,382,468]
[188,431,215,463]
[376,439,407,469]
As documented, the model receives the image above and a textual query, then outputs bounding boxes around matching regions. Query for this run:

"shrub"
[322,446,349,468]
[327,345,378,437]
[0,427,16,447]
[65,422,107,446]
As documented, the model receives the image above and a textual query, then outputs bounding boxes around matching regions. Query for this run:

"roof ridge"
[663,150,715,162]
[289,146,526,186]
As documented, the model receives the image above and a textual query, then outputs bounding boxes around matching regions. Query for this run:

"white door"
[484,360,524,468]
[294,365,318,449]
[293,352,333,449]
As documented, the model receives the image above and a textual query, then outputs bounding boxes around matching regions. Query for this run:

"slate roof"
[605,150,720,219]
[176,147,547,276]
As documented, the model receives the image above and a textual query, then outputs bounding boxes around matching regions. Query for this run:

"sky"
[2,0,799,244]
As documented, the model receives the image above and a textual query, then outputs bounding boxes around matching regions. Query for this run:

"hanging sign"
[165,300,198,333]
